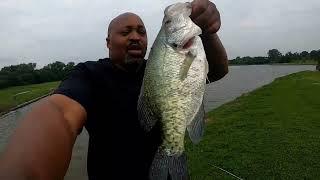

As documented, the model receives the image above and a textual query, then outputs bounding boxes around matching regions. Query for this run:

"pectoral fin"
[179,51,195,81]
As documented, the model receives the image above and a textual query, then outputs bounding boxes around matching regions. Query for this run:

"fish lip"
[182,36,195,49]
[170,36,195,50]
[171,36,195,50]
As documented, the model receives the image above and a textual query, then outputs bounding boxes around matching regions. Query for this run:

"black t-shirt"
[54,58,161,179]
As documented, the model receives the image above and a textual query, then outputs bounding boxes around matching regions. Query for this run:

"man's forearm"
[0,98,76,180]
[201,33,228,82]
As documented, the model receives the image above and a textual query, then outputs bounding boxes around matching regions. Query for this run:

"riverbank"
[0,81,60,115]
[186,71,320,179]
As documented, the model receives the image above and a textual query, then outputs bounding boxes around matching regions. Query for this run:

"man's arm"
[201,33,228,82]
[191,0,229,82]
[0,94,86,180]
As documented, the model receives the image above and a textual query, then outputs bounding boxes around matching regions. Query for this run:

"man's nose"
[128,31,141,41]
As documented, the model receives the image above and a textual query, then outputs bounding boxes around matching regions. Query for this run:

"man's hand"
[190,0,221,35]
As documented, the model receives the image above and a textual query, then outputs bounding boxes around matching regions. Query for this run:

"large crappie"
[138,2,208,179]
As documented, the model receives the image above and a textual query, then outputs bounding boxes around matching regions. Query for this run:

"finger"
[190,0,209,19]
[207,18,221,34]
[206,7,221,33]
[193,3,219,31]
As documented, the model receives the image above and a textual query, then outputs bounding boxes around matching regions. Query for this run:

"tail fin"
[149,150,189,180]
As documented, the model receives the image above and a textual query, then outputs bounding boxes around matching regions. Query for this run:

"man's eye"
[138,29,146,35]
[121,31,130,36]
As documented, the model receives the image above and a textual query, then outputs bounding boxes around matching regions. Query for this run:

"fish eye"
[165,20,172,25]
[172,43,178,48]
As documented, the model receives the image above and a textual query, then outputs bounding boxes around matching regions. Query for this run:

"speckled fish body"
[137,2,209,179]
[138,2,208,156]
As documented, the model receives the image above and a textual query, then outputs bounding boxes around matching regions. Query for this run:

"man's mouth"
[127,44,143,56]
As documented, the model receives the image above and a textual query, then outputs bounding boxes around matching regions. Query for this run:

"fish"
[137,2,209,179]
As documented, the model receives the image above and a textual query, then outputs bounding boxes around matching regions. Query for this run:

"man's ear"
[106,37,111,49]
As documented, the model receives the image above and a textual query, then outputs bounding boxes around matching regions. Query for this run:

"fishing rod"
[209,163,244,180]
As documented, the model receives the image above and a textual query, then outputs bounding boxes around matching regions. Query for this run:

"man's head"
[107,12,148,65]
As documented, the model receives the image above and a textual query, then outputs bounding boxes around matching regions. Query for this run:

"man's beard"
[124,55,143,65]
[123,55,144,72]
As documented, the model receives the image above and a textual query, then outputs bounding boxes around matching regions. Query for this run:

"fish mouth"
[171,36,195,50]
[182,37,195,49]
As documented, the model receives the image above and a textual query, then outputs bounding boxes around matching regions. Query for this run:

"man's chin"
[125,55,144,64]
[122,56,144,72]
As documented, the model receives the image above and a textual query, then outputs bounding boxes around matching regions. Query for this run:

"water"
[0,65,316,179]
[204,65,316,112]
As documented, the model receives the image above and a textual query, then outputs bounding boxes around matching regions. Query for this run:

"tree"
[268,49,282,63]
[300,51,309,58]
[292,52,300,61]
[42,61,66,80]
[1,63,36,73]
[310,50,320,61]
[281,51,293,63]
[0,60,80,89]
[64,62,75,76]
[300,51,309,62]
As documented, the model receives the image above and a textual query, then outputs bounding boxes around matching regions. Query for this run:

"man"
[0,0,228,179]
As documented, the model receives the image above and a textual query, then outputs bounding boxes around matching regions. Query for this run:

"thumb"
[190,0,208,19]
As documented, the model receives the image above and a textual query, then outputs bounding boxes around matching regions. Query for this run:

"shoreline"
[229,63,317,66]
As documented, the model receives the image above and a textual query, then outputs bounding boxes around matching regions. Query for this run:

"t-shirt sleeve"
[53,63,93,111]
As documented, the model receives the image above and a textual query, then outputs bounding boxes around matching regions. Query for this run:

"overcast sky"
[1,0,320,68]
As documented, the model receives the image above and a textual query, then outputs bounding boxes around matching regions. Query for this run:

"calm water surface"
[0,65,316,179]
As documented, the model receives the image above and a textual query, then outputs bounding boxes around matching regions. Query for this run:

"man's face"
[107,14,148,65]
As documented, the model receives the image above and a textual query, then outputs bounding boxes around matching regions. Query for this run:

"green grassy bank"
[0,81,60,114]
[186,71,320,179]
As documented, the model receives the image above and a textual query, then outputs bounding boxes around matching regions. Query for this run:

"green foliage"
[0,61,76,89]
[230,49,320,65]
[186,71,320,179]
[268,49,282,62]
[231,56,270,65]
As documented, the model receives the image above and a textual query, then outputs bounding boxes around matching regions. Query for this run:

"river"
[0,65,316,179]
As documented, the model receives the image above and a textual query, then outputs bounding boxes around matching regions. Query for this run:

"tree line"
[1,48,320,89]
[230,49,320,65]
[0,61,75,89]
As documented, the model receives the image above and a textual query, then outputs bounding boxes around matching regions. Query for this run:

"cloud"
[0,0,319,68]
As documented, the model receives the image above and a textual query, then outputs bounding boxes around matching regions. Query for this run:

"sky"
[0,0,320,68]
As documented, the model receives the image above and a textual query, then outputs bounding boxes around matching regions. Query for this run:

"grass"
[186,71,320,179]
[0,81,60,114]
